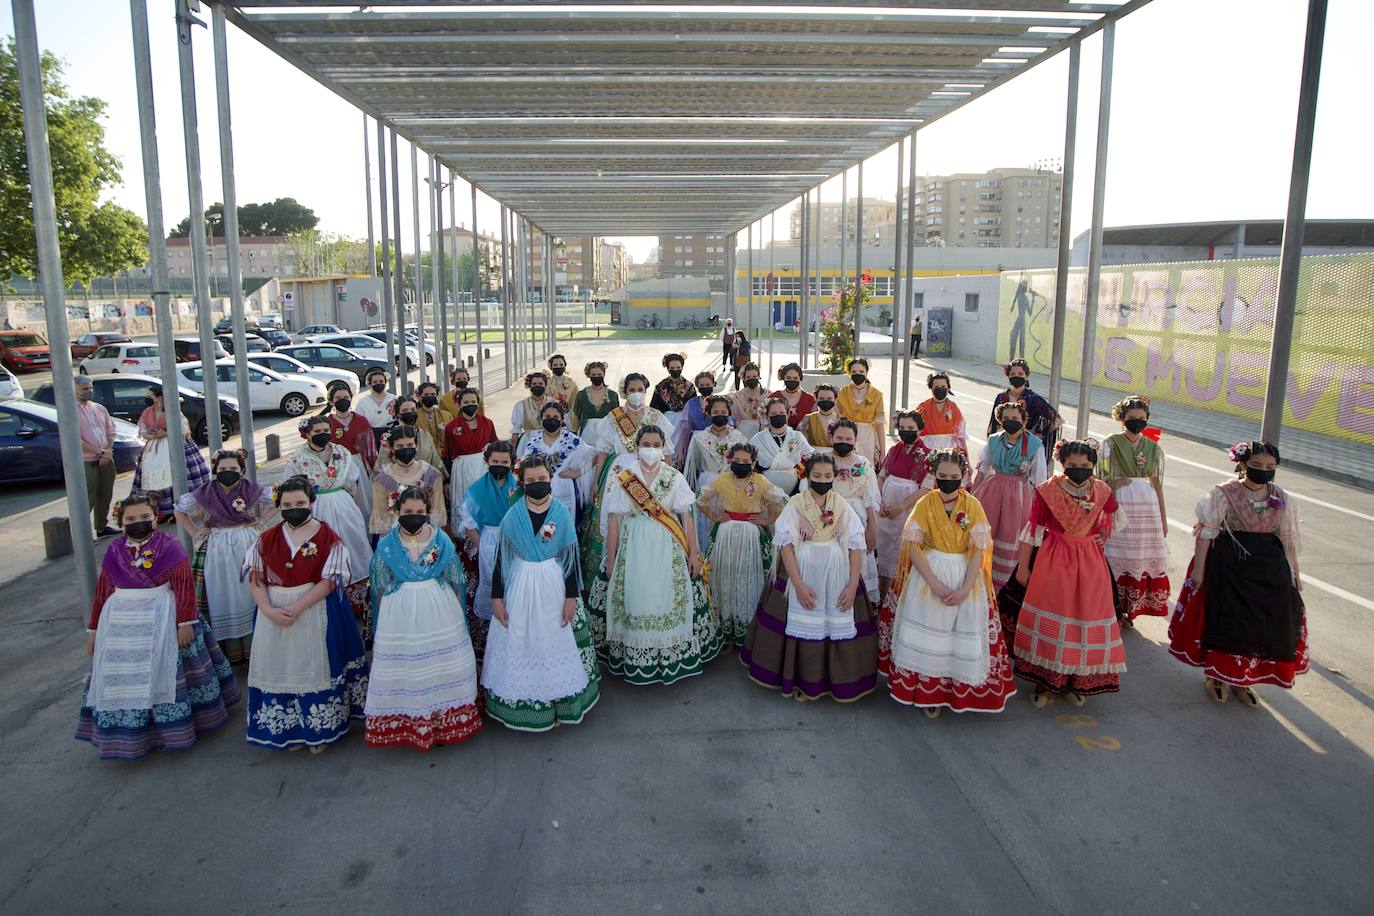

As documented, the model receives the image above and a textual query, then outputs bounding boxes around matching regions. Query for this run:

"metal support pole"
[839,172,848,289]
[1075,20,1116,439]
[798,193,809,369]
[854,160,865,355]
[449,171,463,370]
[376,120,394,390]
[499,204,511,388]
[812,186,822,364]
[888,137,906,399]
[130,0,189,504]
[211,3,254,477]
[387,129,401,393]
[768,211,776,380]
[1261,0,1327,445]
[1046,39,1081,413]
[433,156,448,386]
[15,0,97,603]
[471,182,487,395]
[175,0,221,449]
[900,132,919,408]
[746,224,754,344]
[411,142,424,386]
[364,114,376,278]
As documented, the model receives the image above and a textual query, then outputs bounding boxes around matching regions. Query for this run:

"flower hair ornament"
[523,372,547,389]
[385,489,402,513]
[583,361,609,377]
[1227,441,1254,464]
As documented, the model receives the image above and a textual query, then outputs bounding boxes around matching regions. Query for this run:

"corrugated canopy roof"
[223,1,1150,237]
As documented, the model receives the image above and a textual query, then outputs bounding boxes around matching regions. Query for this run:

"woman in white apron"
[456,442,522,659]
[1099,395,1171,626]
[800,420,880,600]
[482,456,601,731]
[243,476,368,752]
[174,448,276,665]
[365,487,482,749]
[516,401,590,520]
[682,395,748,554]
[876,410,932,600]
[77,494,240,759]
[750,396,812,496]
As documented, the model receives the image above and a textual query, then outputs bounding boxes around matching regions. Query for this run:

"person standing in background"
[910,314,923,358]
[75,375,119,538]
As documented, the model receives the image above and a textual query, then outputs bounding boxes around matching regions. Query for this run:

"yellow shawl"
[699,472,785,524]
[891,489,993,599]
[837,383,885,426]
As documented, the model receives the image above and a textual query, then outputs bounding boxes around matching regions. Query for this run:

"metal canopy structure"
[223,0,1148,236]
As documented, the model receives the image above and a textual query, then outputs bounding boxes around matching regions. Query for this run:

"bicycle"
[636,312,663,330]
[677,316,702,330]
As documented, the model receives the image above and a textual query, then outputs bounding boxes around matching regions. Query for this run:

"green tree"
[0,39,148,287]
[171,197,319,238]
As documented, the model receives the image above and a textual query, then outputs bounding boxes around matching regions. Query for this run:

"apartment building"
[656,233,731,292]
[163,235,295,281]
[788,197,897,249]
[913,167,1062,249]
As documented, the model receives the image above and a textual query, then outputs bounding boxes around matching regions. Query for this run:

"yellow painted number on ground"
[1074,735,1122,752]
[1053,714,1099,729]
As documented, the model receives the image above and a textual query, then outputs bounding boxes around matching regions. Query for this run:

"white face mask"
[626,391,645,408]
[637,446,663,466]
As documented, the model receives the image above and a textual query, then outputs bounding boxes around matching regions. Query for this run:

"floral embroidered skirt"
[245,591,369,749]
[76,622,239,760]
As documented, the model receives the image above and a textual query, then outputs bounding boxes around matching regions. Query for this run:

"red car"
[0,330,52,373]
[71,332,133,360]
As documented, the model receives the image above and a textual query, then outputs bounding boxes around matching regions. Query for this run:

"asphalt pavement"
[2,336,1372,914]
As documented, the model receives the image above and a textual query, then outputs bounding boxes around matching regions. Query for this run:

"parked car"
[79,342,162,375]
[258,313,283,328]
[314,333,418,372]
[71,332,133,360]
[272,343,386,386]
[173,336,230,363]
[0,399,142,482]
[215,333,272,355]
[175,359,327,416]
[0,366,23,401]
[32,373,240,446]
[0,330,52,373]
[246,351,357,395]
[256,327,292,349]
[364,328,435,367]
[294,324,344,342]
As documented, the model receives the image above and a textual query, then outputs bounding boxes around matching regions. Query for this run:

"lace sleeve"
[1278,490,1300,579]
[241,536,265,584]
[668,470,698,515]
[773,502,800,549]
[322,540,351,589]
[1195,486,1228,540]
[860,464,881,511]
[457,499,479,535]
[969,521,993,553]
[601,466,632,517]
[841,502,867,551]
[976,441,992,477]
[1030,448,1048,486]
[174,492,202,516]
[900,513,926,546]
[1018,521,1044,547]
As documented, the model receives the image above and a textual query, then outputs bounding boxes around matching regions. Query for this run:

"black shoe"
[95,526,119,538]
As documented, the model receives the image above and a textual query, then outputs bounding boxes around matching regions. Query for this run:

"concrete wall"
[907,275,1002,362]
[623,276,712,326]
[0,295,275,339]
[277,277,384,331]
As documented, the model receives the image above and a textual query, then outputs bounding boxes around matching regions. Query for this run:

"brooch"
[231,497,247,513]
[954,511,971,531]
[539,522,558,542]
[130,548,155,570]
[300,541,319,558]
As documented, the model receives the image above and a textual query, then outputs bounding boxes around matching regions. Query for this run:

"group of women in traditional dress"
[76,352,1310,761]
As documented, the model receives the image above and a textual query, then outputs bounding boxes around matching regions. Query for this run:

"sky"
[3,0,1370,264]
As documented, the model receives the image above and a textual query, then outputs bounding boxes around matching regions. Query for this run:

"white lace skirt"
[247,583,331,694]
[472,525,500,621]
[844,494,879,597]
[481,558,588,703]
[876,476,922,578]
[449,453,488,529]
[784,540,857,641]
[88,584,178,712]
[1104,478,1169,578]
[709,519,766,632]
[892,549,990,686]
[367,580,477,719]
[202,525,258,641]
[350,453,373,520]
[314,489,372,584]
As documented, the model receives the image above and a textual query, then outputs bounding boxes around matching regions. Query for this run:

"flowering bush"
[819,272,873,373]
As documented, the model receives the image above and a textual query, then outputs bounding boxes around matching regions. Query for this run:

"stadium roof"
[222,1,1151,236]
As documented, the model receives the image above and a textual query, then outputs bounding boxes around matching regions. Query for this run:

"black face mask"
[394,447,418,465]
[730,462,753,479]
[832,442,855,456]
[709,415,730,428]
[698,386,714,397]
[1002,420,1024,434]
[1008,377,1028,389]
[768,414,788,429]
[744,378,759,389]
[898,429,920,444]
[370,382,386,393]
[551,366,566,376]
[310,432,331,448]
[589,376,604,387]
[1124,418,1148,435]
[530,386,546,398]
[1065,467,1094,484]
[851,374,867,386]
[216,470,242,488]
[461,404,479,417]
[668,368,682,379]
[542,417,562,433]
[817,399,836,412]
[399,411,419,425]
[280,507,311,528]
[123,520,154,542]
[334,399,351,414]
[420,396,438,408]
[932,387,949,400]
[1245,466,1275,485]
[453,379,468,390]
[524,480,552,501]
[936,478,961,494]
[808,480,834,495]
[489,465,511,481]
[398,513,427,535]
[783,379,800,391]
